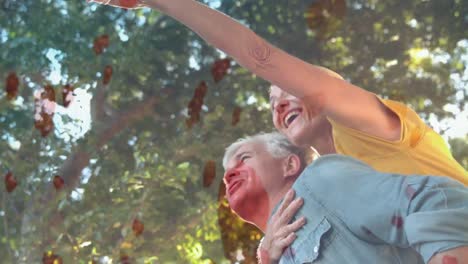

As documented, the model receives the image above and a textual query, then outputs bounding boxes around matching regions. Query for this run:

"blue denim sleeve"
[303,155,468,263]
[404,176,468,263]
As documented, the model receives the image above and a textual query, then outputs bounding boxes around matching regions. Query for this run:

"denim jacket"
[273,155,468,264]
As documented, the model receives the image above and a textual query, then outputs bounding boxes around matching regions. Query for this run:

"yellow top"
[329,98,468,186]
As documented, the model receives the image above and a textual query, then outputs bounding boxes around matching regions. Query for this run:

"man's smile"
[228,180,244,197]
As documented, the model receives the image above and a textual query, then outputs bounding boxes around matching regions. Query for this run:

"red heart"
[119,0,138,8]
[5,172,18,193]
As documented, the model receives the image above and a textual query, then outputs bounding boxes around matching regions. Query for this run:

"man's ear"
[282,154,301,179]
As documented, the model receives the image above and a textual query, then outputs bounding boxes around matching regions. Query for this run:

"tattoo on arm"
[247,35,274,70]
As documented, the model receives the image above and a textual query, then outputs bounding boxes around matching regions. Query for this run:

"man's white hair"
[222,132,313,170]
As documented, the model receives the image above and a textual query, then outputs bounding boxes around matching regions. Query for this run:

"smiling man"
[223,132,468,264]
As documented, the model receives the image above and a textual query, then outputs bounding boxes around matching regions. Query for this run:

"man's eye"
[269,99,276,111]
[270,101,276,111]
[240,155,250,162]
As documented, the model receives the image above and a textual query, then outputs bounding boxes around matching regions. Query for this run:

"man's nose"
[223,168,239,184]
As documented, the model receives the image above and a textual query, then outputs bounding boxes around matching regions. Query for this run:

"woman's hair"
[223,132,314,170]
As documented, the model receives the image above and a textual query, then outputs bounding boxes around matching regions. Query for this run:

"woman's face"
[269,85,326,147]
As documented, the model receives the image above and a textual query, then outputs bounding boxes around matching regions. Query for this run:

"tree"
[1,0,466,263]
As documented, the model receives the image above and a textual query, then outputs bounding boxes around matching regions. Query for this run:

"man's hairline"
[223,135,295,170]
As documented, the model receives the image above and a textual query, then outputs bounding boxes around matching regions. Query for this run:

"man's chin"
[229,205,248,220]
[227,197,243,213]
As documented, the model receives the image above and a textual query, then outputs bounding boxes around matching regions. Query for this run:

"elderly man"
[223,132,468,264]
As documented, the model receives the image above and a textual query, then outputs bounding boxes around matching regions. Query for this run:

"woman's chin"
[287,129,311,147]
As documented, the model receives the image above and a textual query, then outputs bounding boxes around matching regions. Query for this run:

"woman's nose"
[275,100,289,114]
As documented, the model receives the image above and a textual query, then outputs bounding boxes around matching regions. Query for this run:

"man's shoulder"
[293,155,378,197]
[300,154,376,179]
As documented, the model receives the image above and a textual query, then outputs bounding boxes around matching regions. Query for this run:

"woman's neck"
[310,120,336,155]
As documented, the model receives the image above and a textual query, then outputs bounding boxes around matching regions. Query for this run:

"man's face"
[269,86,325,147]
[223,141,285,217]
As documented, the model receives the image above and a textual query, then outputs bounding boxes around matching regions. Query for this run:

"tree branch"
[18,95,160,262]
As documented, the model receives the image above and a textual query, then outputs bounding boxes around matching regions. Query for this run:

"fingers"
[280,232,297,247]
[280,197,304,225]
[273,232,298,255]
[262,188,305,260]
[261,213,305,261]
[277,216,306,238]
[277,189,296,215]
[260,232,298,262]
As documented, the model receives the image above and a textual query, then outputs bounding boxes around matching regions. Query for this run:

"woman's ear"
[282,154,301,179]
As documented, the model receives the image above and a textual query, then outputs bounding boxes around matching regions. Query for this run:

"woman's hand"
[259,189,306,263]
[87,0,148,9]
